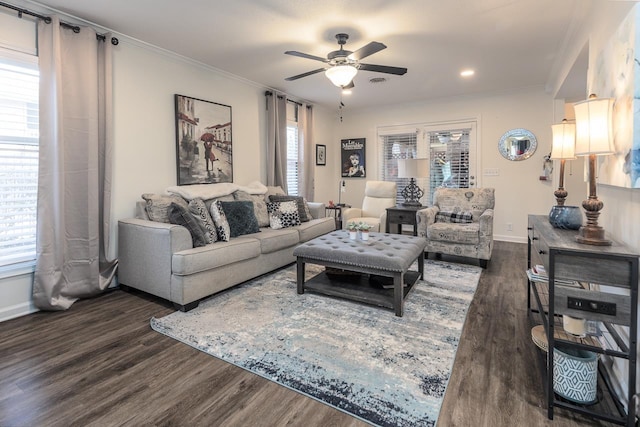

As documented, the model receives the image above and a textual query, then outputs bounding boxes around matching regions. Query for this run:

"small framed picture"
[316,144,326,166]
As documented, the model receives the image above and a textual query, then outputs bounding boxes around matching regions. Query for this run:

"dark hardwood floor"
[0,241,618,426]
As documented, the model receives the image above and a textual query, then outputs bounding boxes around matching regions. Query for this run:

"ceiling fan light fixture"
[325,64,358,87]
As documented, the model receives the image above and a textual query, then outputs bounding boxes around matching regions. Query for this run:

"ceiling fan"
[284,33,408,89]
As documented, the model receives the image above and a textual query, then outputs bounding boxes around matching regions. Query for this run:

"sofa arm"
[478,208,494,238]
[416,206,439,238]
[341,207,363,229]
[307,202,326,219]
[118,218,192,300]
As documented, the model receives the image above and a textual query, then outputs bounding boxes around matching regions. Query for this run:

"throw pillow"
[209,200,231,242]
[266,200,301,230]
[436,211,473,224]
[204,194,235,212]
[268,195,312,222]
[233,190,269,227]
[188,198,217,244]
[168,202,208,247]
[263,186,286,203]
[219,201,261,237]
[141,193,188,223]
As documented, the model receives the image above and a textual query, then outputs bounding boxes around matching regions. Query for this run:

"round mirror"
[498,128,537,161]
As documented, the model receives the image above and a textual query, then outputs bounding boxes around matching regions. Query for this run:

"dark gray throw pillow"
[219,200,261,237]
[268,195,312,222]
[168,202,208,247]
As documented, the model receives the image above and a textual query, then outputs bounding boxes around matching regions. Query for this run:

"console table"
[527,215,638,426]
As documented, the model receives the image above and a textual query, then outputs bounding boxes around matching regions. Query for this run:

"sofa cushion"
[269,195,312,222]
[427,222,480,245]
[188,198,217,244]
[296,217,336,242]
[172,237,261,275]
[142,193,188,223]
[209,200,231,242]
[219,200,261,237]
[267,200,300,229]
[168,202,208,248]
[233,190,269,227]
[251,227,300,254]
[436,211,473,224]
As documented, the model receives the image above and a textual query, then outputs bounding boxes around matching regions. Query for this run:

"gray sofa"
[118,184,335,311]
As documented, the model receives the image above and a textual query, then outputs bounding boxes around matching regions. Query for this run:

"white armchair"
[342,181,397,232]
[417,188,495,268]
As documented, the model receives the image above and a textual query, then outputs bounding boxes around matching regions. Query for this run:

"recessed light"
[460,69,475,77]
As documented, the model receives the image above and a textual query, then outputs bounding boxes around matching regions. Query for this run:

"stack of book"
[526,265,582,287]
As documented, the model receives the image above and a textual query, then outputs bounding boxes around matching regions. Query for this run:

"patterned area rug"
[151,260,481,427]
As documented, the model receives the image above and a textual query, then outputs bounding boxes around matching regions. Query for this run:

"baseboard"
[494,234,527,244]
[0,301,39,323]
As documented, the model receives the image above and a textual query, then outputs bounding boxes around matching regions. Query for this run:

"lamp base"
[401,201,422,207]
[576,225,611,246]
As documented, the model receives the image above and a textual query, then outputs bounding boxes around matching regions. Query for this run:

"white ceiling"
[24,0,586,110]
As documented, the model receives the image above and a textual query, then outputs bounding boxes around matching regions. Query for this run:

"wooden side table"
[386,205,423,236]
[325,204,350,229]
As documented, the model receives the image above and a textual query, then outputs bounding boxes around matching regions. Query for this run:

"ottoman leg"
[296,258,305,294]
[394,272,404,317]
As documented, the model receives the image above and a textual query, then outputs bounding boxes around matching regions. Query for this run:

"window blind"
[0,54,39,268]
[379,133,419,205]
[286,124,299,196]
[428,129,470,203]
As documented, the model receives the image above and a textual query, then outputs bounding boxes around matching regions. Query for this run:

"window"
[286,122,299,196]
[0,50,39,269]
[379,132,421,205]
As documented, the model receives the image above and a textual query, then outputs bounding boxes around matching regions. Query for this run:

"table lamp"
[397,158,429,206]
[573,94,614,246]
[548,119,582,230]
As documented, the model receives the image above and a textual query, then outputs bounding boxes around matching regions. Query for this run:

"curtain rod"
[264,91,311,109]
[0,1,119,45]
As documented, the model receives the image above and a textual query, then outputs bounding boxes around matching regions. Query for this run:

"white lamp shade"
[325,65,358,87]
[550,121,576,160]
[574,96,615,156]
[397,158,429,178]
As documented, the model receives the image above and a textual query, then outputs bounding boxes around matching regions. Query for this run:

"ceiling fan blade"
[359,63,408,75]
[285,68,326,81]
[284,50,329,63]
[348,41,386,61]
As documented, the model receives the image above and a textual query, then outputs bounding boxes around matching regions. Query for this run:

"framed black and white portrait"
[341,138,366,178]
[316,144,326,166]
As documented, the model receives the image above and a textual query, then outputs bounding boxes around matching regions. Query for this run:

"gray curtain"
[266,92,287,192]
[33,16,117,310]
[298,104,314,200]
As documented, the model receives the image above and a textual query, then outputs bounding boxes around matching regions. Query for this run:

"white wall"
[0,10,336,320]
[313,87,560,242]
[111,41,266,256]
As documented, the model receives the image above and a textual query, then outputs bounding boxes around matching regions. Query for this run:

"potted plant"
[357,222,373,240]
[347,221,359,239]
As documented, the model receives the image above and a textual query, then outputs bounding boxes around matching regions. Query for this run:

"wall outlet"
[484,168,500,176]
[507,223,513,231]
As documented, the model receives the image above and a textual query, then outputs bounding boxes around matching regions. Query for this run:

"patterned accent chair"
[417,188,495,268]
[342,181,397,232]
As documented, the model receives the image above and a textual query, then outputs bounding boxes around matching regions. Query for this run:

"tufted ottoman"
[293,230,427,316]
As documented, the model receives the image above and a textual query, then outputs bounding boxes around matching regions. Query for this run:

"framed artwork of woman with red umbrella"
[175,94,233,185]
